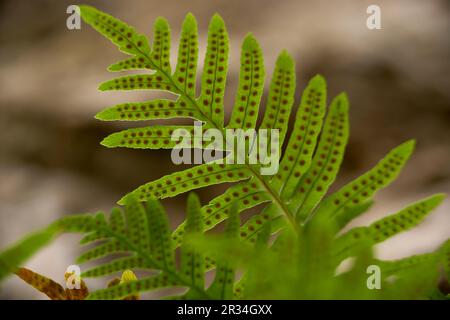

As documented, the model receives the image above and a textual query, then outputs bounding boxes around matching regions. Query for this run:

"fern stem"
[248,167,299,232]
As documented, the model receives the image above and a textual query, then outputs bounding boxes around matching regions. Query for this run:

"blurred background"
[0,0,449,298]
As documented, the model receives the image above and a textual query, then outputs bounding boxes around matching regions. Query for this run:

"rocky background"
[0,0,449,298]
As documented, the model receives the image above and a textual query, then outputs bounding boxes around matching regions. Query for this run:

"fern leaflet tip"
[154,16,170,29]
[94,109,109,121]
[210,13,226,28]
[276,50,294,69]
[334,92,350,113]
[309,74,326,87]
[242,33,259,50]
[182,13,197,31]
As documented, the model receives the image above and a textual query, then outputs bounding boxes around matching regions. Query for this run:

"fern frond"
[52,197,216,299]
[77,241,127,264]
[235,221,272,298]
[98,74,177,92]
[146,199,176,270]
[316,140,415,226]
[239,210,284,243]
[259,51,295,145]
[274,75,327,198]
[80,6,151,56]
[109,208,126,234]
[174,13,198,97]
[95,99,202,121]
[107,57,153,72]
[334,194,445,259]
[197,14,229,127]
[101,125,192,149]
[290,92,349,221]
[81,7,303,234]
[120,163,252,204]
[180,193,205,298]
[228,34,265,130]
[441,239,450,280]
[334,200,374,230]
[375,253,439,278]
[151,17,171,73]
[207,203,240,299]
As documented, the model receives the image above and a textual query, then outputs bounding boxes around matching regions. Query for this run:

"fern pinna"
[3,5,448,299]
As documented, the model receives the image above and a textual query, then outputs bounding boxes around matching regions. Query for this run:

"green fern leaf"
[145,199,176,270]
[236,221,272,299]
[100,125,192,149]
[197,14,229,127]
[109,207,126,234]
[334,200,374,230]
[95,99,201,121]
[375,253,438,278]
[440,239,450,280]
[228,34,265,130]
[334,194,445,259]
[233,276,246,299]
[207,203,239,299]
[174,13,198,97]
[54,213,102,233]
[77,241,127,264]
[180,193,205,298]
[107,57,153,72]
[52,198,212,299]
[98,74,177,92]
[80,5,151,56]
[291,92,349,221]
[125,198,151,250]
[273,75,327,198]
[151,17,171,73]
[239,210,284,243]
[119,163,252,204]
[316,140,416,225]
[259,51,295,145]
[365,193,444,243]
[79,231,105,245]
